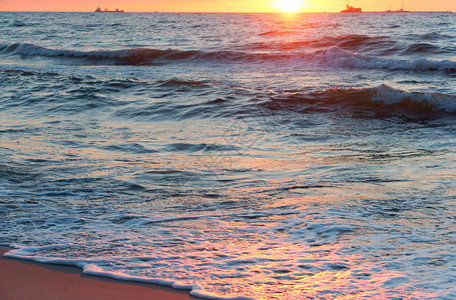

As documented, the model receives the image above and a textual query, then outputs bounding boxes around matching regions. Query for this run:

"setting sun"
[274,0,304,12]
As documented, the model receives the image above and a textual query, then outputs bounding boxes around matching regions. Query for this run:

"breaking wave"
[313,46,456,74]
[1,43,456,75]
[267,84,456,118]
[0,43,273,65]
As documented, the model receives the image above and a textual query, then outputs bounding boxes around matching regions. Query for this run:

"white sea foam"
[313,46,456,73]
[371,84,456,112]
[4,246,255,299]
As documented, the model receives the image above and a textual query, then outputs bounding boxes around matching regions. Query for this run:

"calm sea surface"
[1,12,456,299]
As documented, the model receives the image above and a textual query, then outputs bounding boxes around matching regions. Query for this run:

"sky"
[0,0,455,13]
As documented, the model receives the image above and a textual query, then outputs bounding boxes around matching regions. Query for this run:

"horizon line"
[0,10,454,13]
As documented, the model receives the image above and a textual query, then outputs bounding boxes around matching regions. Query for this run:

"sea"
[1,11,456,299]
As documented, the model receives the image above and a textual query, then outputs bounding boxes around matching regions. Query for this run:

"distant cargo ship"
[340,3,362,13]
[95,7,124,13]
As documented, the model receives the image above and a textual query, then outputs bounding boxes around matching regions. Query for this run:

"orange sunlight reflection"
[219,240,432,299]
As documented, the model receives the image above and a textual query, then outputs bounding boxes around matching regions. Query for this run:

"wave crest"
[0,43,202,65]
[0,43,276,65]
[2,43,456,75]
[268,85,456,118]
[313,46,456,74]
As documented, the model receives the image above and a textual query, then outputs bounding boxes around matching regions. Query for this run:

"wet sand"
[0,247,198,300]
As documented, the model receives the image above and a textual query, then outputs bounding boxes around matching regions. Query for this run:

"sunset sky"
[0,0,455,13]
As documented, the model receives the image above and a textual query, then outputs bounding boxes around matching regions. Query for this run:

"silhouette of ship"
[385,0,409,12]
[95,7,124,13]
[340,3,362,13]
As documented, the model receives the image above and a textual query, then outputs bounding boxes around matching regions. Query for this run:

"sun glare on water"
[274,0,304,13]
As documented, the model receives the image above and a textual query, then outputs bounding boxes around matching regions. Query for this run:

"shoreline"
[0,247,200,300]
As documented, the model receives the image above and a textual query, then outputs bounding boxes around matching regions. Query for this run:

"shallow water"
[1,12,456,299]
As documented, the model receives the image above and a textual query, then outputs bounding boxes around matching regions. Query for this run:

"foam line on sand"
[0,247,199,300]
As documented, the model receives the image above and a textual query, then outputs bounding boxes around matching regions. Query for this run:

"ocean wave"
[2,43,456,75]
[252,34,452,57]
[250,34,394,52]
[323,35,394,52]
[267,84,456,118]
[312,46,456,74]
[402,43,446,55]
[0,43,200,65]
[0,43,272,65]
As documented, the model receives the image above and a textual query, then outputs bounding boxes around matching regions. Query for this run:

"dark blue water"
[1,12,456,299]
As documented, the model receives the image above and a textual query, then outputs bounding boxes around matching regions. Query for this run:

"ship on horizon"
[385,0,409,12]
[340,3,362,13]
[95,7,125,13]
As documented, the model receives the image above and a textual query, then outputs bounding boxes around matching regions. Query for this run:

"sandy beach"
[0,247,198,300]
